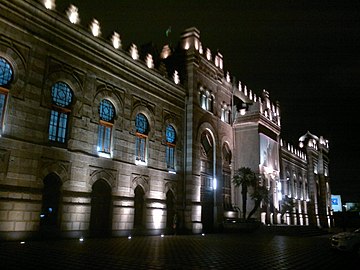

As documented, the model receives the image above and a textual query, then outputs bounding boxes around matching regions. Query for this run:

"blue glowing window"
[48,82,73,143]
[166,125,176,144]
[136,113,148,135]
[166,125,176,169]
[98,125,112,153]
[99,99,115,122]
[135,113,149,162]
[0,58,13,86]
[97,100,114,154]
[51,82,73,107]
[0,93,7,129]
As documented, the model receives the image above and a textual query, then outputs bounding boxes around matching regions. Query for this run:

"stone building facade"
[0,0,332,240]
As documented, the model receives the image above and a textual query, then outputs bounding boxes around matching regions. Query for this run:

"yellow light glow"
[152,209,163,229]
[44,0,55,10]
[184,42,190,50]
[146,54,154,68]
[195,40,199,50]
[90,19,100,37]
[206,49,211,60]
[67,5,79,24]
[173,70,180,85]
[111,32,121,49]
[130,44,139,60]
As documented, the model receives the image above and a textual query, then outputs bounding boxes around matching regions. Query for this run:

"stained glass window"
[0,58,13,86]
[166,125,175,144]
[99,99,115,122]
[136,113,148,134]
[0,58,12,132]
[135,113,149,163]
[166,125,176,170]
[98,100,115,154]
[48,82,73,143]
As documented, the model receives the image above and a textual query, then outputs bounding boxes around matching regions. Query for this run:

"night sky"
[55,0,360,202]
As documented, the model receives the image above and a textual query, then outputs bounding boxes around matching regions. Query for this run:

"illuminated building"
[0,0,332,240]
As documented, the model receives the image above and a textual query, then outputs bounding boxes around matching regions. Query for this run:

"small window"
[199,88,214,112]
[166,125,176,170]
[48,82,73,143]
[0,57,13,132]
[97,99,115,154]
[0,58,13,86]
[135,113,149,163]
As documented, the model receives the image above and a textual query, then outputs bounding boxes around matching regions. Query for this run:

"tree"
[247,184,270,220]
[232,167,258,219]
[280,195,295,223]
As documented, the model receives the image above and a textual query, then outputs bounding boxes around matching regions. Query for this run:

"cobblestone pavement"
[0,232,359,269]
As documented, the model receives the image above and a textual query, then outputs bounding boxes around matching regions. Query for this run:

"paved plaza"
[0,231,358,269]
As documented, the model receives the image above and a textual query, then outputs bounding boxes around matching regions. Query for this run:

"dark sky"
[55,0,360,202]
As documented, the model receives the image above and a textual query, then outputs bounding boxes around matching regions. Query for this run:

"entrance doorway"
[40,173,62,238]
[201,184,214,233]
[90,179,112,237]
[166,190,175,233]
[134,186,145,229]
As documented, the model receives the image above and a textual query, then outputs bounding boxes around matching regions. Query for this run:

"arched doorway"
[90,179,112,237]
[166,190,176,233]
[200,130,215,232]
[40,173,62,238]
[134,186,145,229]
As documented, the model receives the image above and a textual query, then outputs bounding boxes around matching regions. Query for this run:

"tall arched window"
[199,88,214,112]
[222,143,232,210]
[0,57,13,132]
[48,82,73,143]
[221,103,231,124]
[166,125,176,170]
[135,113,149,164]
[97,99,115,155]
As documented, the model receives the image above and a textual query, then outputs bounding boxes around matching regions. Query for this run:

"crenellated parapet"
[40,0,181,86]
[280,139,307,161]
[299,131,329,151]
[180,27,226,82]
[234,82,281,128]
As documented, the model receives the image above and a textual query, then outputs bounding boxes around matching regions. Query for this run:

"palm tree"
[247,184,270,220]
[232,167,257,219]
[280,195,295,223]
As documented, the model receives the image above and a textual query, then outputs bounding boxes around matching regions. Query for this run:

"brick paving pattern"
[0,233,358,269]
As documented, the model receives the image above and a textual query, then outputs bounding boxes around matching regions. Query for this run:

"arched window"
[166,125,176,170]
[222,143,232,210]
[199,88,214,112]
[97,99,115,155]
[48,82,73,143]
[221,103,231,124]
[0,57,13,132]
[135,113,149,164]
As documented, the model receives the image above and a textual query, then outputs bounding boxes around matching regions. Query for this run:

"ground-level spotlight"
[20,241,25,245]
[128,235,132,240]
[79,237,84,242]
[161,234,164,238]
[201,233,205,236]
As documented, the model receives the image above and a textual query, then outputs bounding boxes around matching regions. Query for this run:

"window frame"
[165,124,176,171]
[48,82,73,144]
[135,113,149,165]
[97,99,115,156]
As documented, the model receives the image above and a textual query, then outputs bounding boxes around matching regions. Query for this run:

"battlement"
[280,139,307,161]
[39,0,181,86]
[41,1,281,126]
[299,131,329,151]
